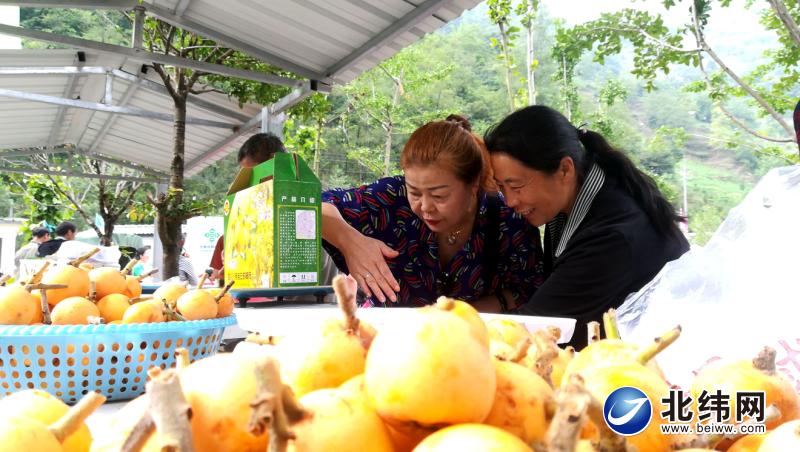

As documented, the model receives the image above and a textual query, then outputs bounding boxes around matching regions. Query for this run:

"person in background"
[131,246,151,277]
[484,105,690,347]
[37,221,76,257]
[321,115,545,311]
[178,233,198,286]
[14,227,50,274]
[208,133,287,284]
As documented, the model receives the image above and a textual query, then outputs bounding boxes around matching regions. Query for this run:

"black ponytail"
[577,129,682,238]
[484,105,683,239]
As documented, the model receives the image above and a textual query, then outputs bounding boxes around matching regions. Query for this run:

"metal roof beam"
[111,69,252,123]
[0,147,170,178]
[142,3,329,83]
[0,66,108,75]
[184,111,262,174]
[0,165,163,183]
[88,69,145,153]
[48,52,84,150]
[0,146,70,158]
[173,0,192,17]
[184,80,324,175]
[0,23,306,87]
[271,82,323,115]
[78,149,170,178]
[0,87,239,129]
[0,0,136,9]
[325,0,448,79]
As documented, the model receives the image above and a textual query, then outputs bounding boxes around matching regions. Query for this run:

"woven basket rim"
[0,315,237,336]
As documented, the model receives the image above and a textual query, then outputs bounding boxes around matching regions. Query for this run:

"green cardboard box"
[223,153,321,288]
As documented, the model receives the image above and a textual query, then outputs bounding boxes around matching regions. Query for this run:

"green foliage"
[128,187,213,223]
[283,117,323,164]
[553,8,697,91]
[8,175,73,242]
[640,126,688,175]
[19,8,130,48]
[683,159,753,244]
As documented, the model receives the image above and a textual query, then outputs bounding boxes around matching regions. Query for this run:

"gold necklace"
[446,228,463,245]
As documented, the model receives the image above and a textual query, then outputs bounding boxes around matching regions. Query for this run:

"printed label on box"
[296,209,316,239]
[280,272,318,284]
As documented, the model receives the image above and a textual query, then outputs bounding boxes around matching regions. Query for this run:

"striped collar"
[547,163,606,258]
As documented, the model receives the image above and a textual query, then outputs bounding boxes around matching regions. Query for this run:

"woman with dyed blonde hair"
[321,115,544,311]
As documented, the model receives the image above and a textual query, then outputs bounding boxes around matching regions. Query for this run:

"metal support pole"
[260,106,286,140]
[104,72,113,105]
[132,5,144,50]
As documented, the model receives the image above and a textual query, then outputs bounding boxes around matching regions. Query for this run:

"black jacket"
[37,238,66,257]
[522,176,689,349]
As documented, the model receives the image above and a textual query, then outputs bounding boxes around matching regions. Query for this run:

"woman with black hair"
[485,105,689,348]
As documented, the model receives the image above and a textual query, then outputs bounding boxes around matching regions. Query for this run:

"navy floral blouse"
[322,176,546,311]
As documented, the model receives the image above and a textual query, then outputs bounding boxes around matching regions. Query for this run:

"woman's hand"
[339,232,400,303]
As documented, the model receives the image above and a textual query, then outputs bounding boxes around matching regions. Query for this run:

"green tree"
[6,174,74,243]
[40,158,145,246]
[487,0,520,111]
[553,0,799,155]
[516,0,540,105]
[340,48,453,177]
[20,7,130,47]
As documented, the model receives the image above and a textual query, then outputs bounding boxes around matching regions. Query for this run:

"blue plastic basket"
[0,315,236,404]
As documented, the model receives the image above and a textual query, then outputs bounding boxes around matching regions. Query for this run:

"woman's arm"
[321,202,400,303]
[470,289,515,314]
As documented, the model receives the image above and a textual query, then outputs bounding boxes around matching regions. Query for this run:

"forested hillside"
[3,1,797,246]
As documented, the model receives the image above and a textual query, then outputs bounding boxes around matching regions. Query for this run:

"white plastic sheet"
[617,165,800,390]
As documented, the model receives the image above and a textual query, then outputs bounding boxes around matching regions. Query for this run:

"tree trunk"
[159,96,188,279]
[100,216,114,247]
[383,71,403,177]
[383,123,393,177]
[526,19,536,106]
[158,212,181,280]
[562,55,571,121]
[767,0,800,47]
[498,22,516,112]
[313,117,323,175]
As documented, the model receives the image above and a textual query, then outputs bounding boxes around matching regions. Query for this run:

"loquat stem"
[603,308,621,340]
[248,357,306,452]
[147,369,194,451]
[68,248,100,267]
[138,268,160,281]
[587,321,601,346]
[121,258,139,276]
[25,261,51,286]
[753,346,777,375]
[214,280,235,303]
[636,325,682,364]
[49,391,107,443]
[175,348,190,370]
[333,275,359,332]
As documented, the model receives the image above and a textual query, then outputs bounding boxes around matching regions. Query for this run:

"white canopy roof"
[0,0,481,178]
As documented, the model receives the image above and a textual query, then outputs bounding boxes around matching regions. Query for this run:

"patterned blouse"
[322,176,546,311]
